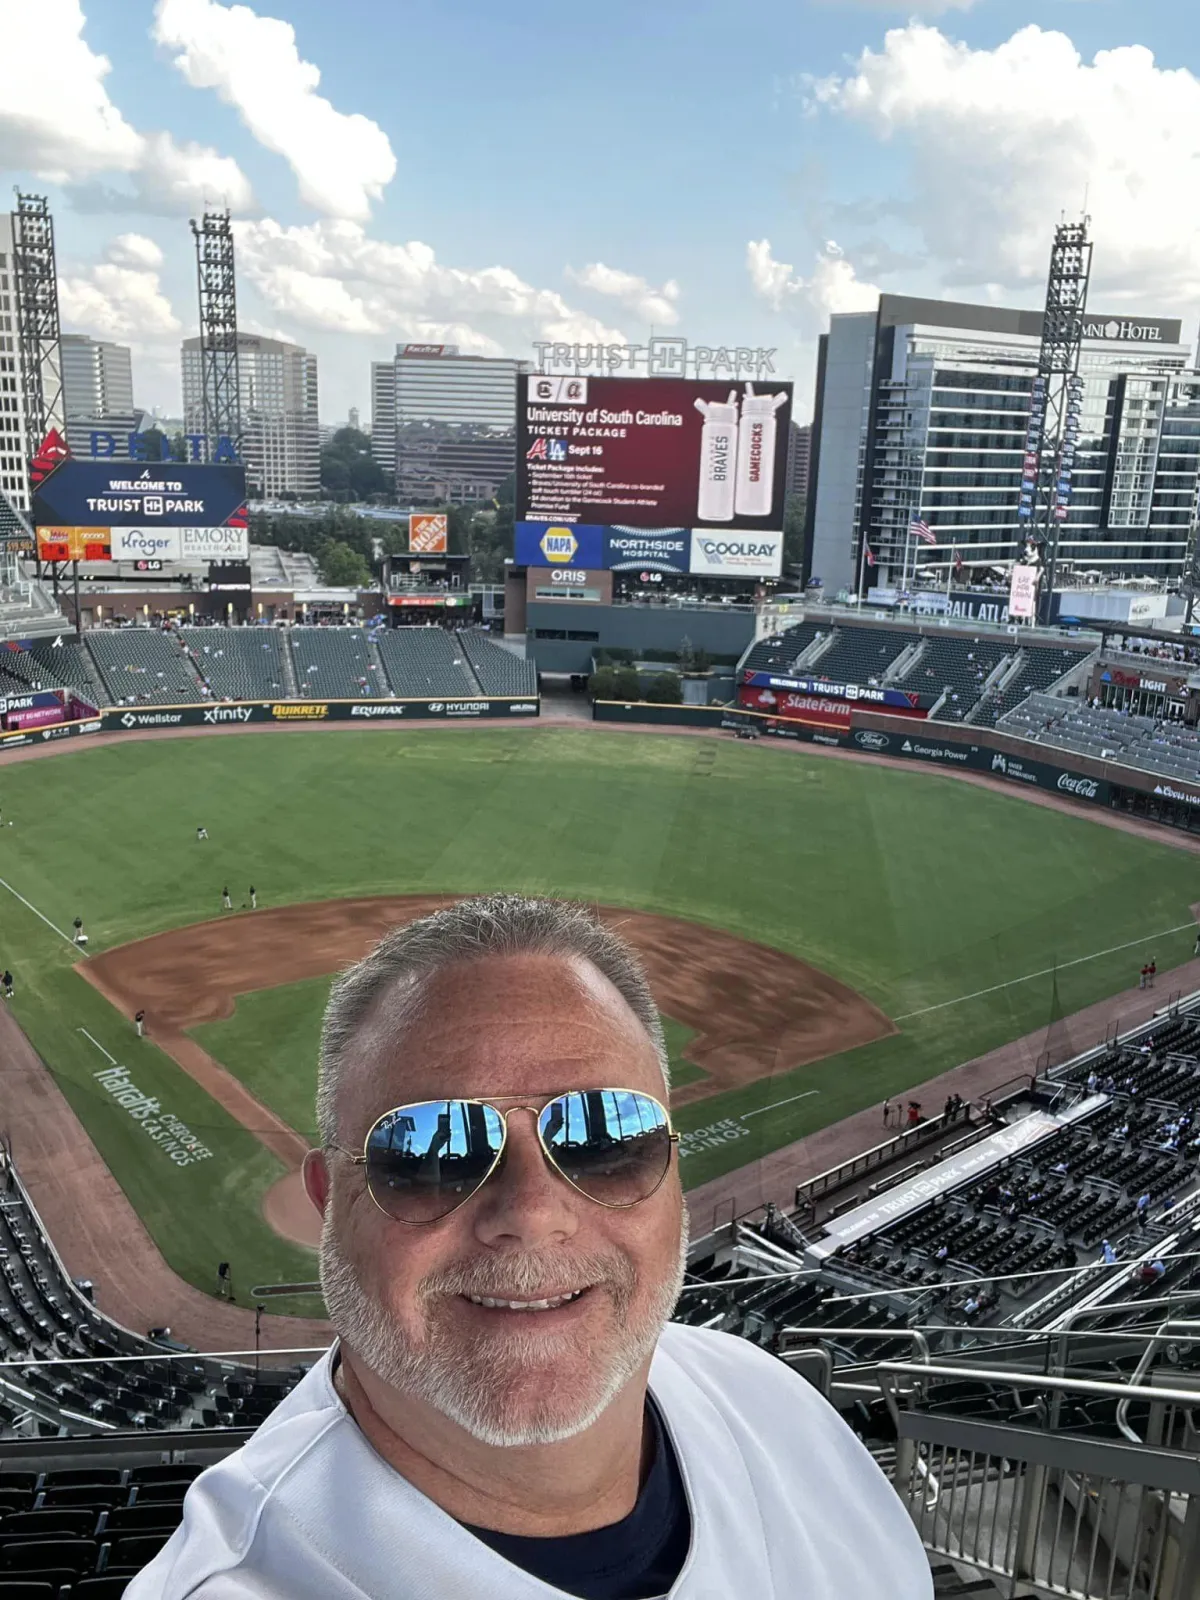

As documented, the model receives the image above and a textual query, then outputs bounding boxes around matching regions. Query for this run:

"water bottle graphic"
[694,391,740,523]
[734,385,788,517]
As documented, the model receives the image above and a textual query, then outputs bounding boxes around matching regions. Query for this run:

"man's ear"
[303,1148,332,1217]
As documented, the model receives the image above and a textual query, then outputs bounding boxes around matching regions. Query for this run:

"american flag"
[865,545,876,568]
[909,518,936,545]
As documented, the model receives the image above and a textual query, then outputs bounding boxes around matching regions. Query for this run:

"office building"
[806,294,1200,594]
[371,344,530,504]
[785,422,811,504]
[60,333,140,459]
[0,214,31,512]
[182,332,320,498]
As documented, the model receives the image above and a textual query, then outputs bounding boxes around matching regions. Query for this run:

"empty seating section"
[974,646,1087,727]
[288,628,382,699]
[897,637,1005,722]
[179,629,285,700]
[808,626,918,686]
[84,632,202,705]
[741,623,824,674]
[999,692,1200,783]
[457,631,536,697]
[376,630,479,698]
[21,642,106,704]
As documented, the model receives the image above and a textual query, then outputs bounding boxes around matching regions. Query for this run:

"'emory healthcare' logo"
[540,528,578,564]
[203,706,254,725]
[272,703,328,720]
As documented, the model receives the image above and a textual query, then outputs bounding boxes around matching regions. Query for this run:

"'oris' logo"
[1058,773,1099,798]
[854,731,890,751]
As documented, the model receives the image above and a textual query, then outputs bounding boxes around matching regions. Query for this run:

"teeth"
[465,1289,587,1311]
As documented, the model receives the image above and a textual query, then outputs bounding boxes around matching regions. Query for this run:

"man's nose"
[469,1111,579,1248]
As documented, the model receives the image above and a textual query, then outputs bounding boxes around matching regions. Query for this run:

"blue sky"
[4,0,1199,420]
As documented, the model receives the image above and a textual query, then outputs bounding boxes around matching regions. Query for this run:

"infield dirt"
[78,895,895,1246]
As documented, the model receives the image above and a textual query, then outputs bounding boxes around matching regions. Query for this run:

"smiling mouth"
[461,1287,591,1312]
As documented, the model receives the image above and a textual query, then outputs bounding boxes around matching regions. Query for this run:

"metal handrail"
[779,1325,932,1365]
[1114,1318,1200,1444]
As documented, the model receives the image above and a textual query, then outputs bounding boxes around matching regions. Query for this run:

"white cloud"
[153,0,396,221]
[747,238,880,319]
[566,263,680,325]
[810,24,1200,307]
[234,218,627,352]
[58,236,182,343]
[0,0,253,214]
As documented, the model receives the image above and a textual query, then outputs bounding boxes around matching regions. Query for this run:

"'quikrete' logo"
[272,703,328,720]
[540,528,578,564]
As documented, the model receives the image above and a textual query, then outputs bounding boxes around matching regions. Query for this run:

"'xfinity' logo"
[1058,774,1099,799]
[203,706,253,725]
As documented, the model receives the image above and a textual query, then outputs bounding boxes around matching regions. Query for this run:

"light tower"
[1017,219,1092,625]
[12,191,65,469]
[189,210,242,457]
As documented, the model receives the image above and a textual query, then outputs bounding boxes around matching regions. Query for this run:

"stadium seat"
[0,1537,97,1572]
[0,1582,58,1599]
[76,1578,135,1598]
[41,1470,124,1489]
[0,1511,96,1541]
[106,1532,173,1568]
[128,1464,202,1486]
[129,1482,192,1503]
[102,1505,183,1536]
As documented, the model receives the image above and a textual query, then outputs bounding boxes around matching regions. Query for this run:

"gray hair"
[315,895,668,1146]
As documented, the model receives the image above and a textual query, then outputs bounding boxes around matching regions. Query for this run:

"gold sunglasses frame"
[331,1087,679,1225]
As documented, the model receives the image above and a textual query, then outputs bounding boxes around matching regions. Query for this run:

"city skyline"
[3,1,1200,424]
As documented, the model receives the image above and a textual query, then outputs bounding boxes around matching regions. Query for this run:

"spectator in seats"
[128,896,933,1600]
[1101,1239,1119,1265]
[1087,1070,1099,1094]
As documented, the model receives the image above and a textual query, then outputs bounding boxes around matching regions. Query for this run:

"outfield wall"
[591,699,1200,833]
[0,695,539,754]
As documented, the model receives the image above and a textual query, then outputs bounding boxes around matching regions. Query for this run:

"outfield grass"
[190,987,707,1140]
[1,726,1196,1301]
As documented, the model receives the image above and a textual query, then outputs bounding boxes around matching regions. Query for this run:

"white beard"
[319,1205,689,1448]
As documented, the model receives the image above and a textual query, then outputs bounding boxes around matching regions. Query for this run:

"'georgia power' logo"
[540,527,578,564]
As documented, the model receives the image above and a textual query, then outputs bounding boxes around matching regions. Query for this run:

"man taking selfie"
[130,895,931,1598]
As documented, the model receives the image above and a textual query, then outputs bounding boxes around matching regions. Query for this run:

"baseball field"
[1,724,1197,1306]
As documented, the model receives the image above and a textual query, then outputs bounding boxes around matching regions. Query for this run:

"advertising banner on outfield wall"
[738,687,851,727]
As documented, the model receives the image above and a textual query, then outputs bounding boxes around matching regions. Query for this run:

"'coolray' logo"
[695,537,777,560]
[204,706,254,725]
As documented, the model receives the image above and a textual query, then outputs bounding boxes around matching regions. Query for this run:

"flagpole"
[856,531,867,604]
[946,547,954,603]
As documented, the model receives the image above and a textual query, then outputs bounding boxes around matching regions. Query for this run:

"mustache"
[420,1250,636,1303]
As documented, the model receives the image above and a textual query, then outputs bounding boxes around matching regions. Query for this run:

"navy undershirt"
[460,1397,692,1600]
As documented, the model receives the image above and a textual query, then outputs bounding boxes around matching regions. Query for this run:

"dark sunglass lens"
[365,1101,504,1222]
[541,1090,672,1206]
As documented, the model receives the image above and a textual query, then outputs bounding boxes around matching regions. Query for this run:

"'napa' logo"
[540,527,579,564]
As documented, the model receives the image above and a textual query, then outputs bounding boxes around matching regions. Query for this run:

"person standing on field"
[135,1009,146,1038]
[250,886,257,910]
[2,971,12,1000]
[222,887,232,911]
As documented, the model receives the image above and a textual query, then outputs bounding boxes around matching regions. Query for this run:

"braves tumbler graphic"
[694,391,739,522]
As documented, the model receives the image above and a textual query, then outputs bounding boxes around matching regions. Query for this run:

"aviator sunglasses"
[331,1088,679,1224]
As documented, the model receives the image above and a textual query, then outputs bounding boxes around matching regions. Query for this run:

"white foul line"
[743,1089,820,1119]
[77,1027,117,1065]
[0,875,73,946]
[893,920,1198,1023]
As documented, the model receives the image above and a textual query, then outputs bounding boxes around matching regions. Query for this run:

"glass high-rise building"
[182,333,320,499]
[371,344,530,504]
[806,295,1199,594]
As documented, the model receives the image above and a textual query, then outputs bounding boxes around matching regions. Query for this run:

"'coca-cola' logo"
[1057,773,1099,799]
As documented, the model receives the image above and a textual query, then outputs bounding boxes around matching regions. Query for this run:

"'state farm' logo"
[540,527,579,564]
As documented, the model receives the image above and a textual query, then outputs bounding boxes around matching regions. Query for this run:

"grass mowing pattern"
[0,726,1195,1298]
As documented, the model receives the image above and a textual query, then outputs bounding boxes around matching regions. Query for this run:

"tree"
[320,427,387,502]
[589,665,616,701]
[646,672,683,704]
[318,540,372,587]
[612,666,641,702]
[783,492,807,578]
